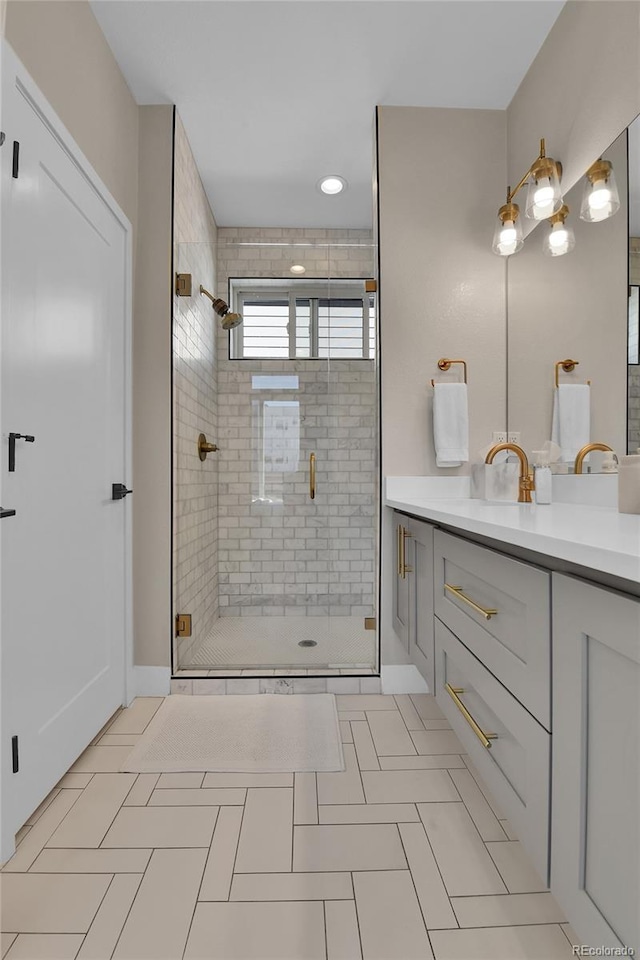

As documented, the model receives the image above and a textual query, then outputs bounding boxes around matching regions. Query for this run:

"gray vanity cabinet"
[392,512,436,689]
[551,574,640,954]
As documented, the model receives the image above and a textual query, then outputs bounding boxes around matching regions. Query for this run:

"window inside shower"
[172,237,379,677]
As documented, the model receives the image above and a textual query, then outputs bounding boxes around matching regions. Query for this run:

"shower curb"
[170,676,382,696]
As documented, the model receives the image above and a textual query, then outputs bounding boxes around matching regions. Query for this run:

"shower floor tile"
[182,616,376,671]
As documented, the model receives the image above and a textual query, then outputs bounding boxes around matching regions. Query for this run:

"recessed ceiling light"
[290,264,306,274]
[318,175,347,195]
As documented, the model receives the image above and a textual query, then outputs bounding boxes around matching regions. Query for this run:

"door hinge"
[364,617,376,630]
[11,736,19,774]
[175,613,192,638]
[12,141,19,179]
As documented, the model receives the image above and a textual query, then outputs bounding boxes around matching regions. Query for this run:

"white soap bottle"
[533,451,552,505]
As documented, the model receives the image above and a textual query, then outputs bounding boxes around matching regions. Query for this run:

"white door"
[0,45,132,861]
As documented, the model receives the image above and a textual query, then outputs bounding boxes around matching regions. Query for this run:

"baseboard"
[381,664,429,695]
[133,666,171,697]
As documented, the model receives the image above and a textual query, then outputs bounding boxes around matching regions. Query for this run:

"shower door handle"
[309,452,316,500]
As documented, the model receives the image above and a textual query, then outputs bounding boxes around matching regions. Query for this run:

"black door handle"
[8,433,35,472]
[1,507,16,518]
[112,483,133,500]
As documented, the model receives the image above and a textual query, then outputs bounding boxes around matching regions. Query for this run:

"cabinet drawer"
[435,618,550,884]
[434,530,551,729]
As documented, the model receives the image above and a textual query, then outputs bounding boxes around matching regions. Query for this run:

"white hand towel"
[433,383,469,468]
[551,384,590,462]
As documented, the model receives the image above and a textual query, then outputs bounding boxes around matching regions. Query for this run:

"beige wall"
[507,1,640,233]
[506,0,640,459]
[507,133,628,458]
[377,106,507,477]
[4,0,139,225]
[134,106,174,667]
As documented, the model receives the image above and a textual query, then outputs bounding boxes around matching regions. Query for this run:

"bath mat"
[120,694,344,773]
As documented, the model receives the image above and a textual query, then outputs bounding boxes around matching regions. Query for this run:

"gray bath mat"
[121,694,344,773]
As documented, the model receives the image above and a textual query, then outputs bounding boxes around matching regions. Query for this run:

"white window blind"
[230,280,376,360]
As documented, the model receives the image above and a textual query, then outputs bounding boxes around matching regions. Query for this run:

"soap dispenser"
[618,454,640,514]
[533,451,552,505]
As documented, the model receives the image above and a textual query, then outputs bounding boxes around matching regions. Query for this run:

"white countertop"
[385,478,640,585]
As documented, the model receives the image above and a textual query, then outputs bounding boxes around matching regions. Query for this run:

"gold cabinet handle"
[397,524,412,579]
[445,684,497,749]
[444,584,497,620]
[309,452,316,500]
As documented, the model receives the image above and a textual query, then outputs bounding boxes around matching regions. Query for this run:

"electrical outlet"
[492,431,507,444]
[508,431,521,444]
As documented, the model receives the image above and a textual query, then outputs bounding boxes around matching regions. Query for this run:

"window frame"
[229,277,374,361]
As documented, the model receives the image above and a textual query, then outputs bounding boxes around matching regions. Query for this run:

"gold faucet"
[574,442,614,475]
[485,443,534,503]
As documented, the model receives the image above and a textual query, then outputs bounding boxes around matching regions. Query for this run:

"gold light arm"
[445,584,497,620]
[445,684,497,749]
[309,452,316,500]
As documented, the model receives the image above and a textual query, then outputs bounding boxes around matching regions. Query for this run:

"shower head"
[199,285,243,330]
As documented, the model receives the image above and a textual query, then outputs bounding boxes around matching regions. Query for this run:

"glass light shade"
[525,160,563,220]
[492,204,524,256]
[580,161,620,222]
[543,220,575,257]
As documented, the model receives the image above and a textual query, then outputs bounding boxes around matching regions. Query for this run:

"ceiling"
[91,0,565,229]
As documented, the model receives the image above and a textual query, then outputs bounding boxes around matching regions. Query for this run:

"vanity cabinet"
[388,503,639,950]
[392,512,436,689]
[434,531,551,729]
[551,573,639,953]
[435,617,551,881]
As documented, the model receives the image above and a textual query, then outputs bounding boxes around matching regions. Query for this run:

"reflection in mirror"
[629,116,640,453]
[507,129,630,468]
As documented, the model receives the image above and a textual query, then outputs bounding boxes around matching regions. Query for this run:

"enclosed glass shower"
[172,235,379,675]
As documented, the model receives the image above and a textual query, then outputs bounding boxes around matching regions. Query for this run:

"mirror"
[507,124,634,465]
[629,117,640,453]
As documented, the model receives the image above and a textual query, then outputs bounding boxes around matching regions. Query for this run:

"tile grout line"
[350,870,365,960]
[181,806,221,959]
[107,863,148,959]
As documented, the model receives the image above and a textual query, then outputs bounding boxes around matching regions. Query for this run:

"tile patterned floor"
[0,695,579,960]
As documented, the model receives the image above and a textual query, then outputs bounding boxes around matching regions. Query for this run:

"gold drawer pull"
[445,684,497,750]
[445,584,497,620]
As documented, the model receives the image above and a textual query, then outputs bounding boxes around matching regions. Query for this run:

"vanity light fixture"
[318,175,347,195]
[543,204,575,257]
[492,138,563,257]
[492,199,524,256]
[580,159,620,222]
[290,264,306,274]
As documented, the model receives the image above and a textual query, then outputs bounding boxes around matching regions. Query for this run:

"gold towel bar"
[555,359,591,388]
[431,358,467,387]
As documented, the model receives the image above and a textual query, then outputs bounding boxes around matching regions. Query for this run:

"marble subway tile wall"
[629,238,640,452]
[215,229,377,618]
[173,114,219,664]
